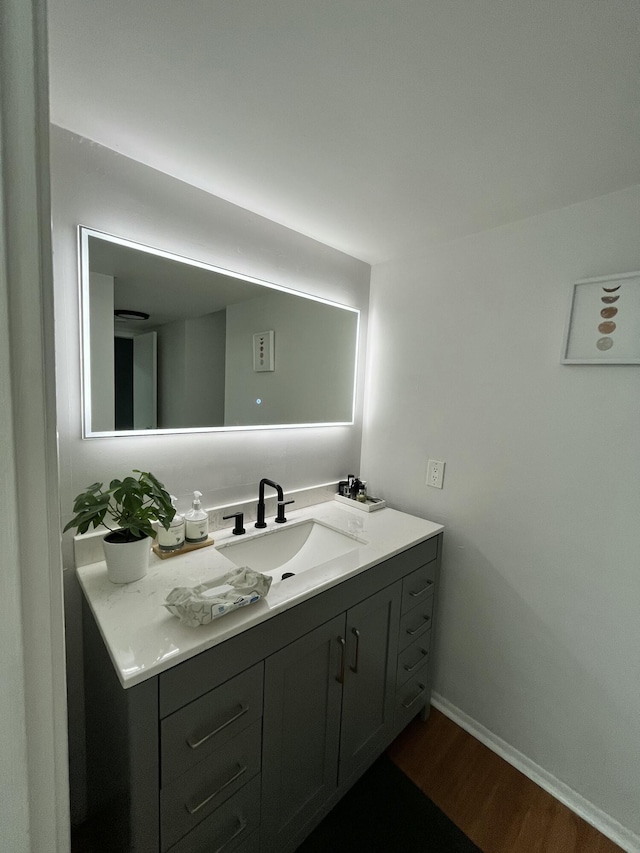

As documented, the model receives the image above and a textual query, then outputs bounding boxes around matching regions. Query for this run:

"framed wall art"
[253,330,275,371]
[561,271,640,364]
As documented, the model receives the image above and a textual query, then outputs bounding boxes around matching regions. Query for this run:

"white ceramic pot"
[102,531,151,584]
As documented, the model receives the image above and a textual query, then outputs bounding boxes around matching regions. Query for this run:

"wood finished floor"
[388,707,624,853]
[72,707,624,852]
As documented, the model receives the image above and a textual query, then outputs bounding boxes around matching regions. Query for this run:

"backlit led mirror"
[79,227,359,437]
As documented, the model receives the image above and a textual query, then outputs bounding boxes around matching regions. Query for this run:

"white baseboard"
[431,693,640,853]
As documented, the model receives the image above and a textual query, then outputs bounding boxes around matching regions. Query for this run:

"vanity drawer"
[398,597,434,652]
[396,630,431,689]
[401,564,436,614]
[395,670,430,729]
[161,719,262,850]
[166,774,261,853]
[161,663,263,784]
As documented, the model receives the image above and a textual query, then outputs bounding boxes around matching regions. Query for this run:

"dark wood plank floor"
[388,707,624,853]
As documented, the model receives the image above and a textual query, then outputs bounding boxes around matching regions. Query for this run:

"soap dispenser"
[156,495,185,552]
[185,490,209,543]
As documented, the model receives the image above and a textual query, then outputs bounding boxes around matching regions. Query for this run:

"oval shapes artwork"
[562,272,640,363]
[598,283,621,350]
[600,306,618,319]
[596,337,614,351]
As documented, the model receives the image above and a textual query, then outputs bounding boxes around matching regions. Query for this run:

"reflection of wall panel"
[156,311,226,428]
[88,272,114,431]
[156,320,186,427]
[132,332,158,430]
[225,291,357,426]
[184,312,226,427]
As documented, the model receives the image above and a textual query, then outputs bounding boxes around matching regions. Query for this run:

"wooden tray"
[152,536,215,560]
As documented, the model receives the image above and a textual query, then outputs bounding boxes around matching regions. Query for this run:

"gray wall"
[361,184,640,841]
[50,126,370,819]
[225,290,357,425]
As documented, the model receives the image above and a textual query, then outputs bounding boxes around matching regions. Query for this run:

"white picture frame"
[253,330,275,371]
[561,272,640,364]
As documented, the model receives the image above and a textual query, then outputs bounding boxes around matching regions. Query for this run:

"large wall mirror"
[79,227,360,437]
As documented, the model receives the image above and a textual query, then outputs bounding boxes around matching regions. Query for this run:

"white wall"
[49,126,370,819]
[361,184,640,843]
[1,0,69,848]
[51,125,369,530]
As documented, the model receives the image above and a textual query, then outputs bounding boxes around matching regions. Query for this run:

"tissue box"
[164,567,272,627]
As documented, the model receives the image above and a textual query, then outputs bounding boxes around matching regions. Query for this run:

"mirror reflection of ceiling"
[47,1,640,264]
[89,237,265,331]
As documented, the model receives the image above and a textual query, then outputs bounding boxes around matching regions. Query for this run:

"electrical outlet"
[426,459,445,489]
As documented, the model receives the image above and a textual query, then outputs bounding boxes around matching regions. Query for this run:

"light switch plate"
[426,459,445,489]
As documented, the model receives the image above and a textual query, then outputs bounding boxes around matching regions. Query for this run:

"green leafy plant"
[64,470,175,542]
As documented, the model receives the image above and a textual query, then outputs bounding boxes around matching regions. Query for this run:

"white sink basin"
[217,519,366,579]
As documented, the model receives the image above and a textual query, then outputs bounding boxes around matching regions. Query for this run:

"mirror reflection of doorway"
[114,332,157,430]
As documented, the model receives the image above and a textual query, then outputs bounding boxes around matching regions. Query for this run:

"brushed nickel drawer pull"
[187,704,249,749]
[406,615,431,636]
[402,683,426,710]
[350,628,361,674]
[409,581,433,598]
[336,636,346,684]
[212,817,248,853]
[404,648,428,673]
[185,764,248,815]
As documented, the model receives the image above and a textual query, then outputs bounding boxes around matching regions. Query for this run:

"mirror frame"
[79,226,360,438]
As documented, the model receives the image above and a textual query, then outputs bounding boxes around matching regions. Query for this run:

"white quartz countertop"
[76,500,443,688]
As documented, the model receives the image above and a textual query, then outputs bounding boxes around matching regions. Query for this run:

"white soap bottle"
[185,490,209,543]
[156,495,185,552]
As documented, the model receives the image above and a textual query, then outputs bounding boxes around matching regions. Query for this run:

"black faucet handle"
[275,500,295,524]
[223,512,246,535]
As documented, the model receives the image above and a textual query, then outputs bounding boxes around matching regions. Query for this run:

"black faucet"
[255,478,293,528]
[223,512,246,535]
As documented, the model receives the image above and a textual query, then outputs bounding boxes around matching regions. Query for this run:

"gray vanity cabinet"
[261,614,345,851]
[338,584,401,783]
[260,583,401,853]
[81,532,442,853]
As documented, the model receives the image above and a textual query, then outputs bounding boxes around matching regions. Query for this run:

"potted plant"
[64,470,175,583]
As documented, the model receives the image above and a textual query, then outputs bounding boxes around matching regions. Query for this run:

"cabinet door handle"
[336,636,346,684]
[409,580,434,598]
[349,628,360,674]
[404,648,428,673]
[186,704,249,749]
[402,683,426,710]
[185,764,248,815]
[406,615,431,636]
[210,817,248,853]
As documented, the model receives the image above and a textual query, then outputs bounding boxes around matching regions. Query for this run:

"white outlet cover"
[427,459,445,489]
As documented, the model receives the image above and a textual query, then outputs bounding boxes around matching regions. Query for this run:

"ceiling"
[47,0,640,264]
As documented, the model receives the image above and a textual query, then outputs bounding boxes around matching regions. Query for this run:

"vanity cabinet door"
[261,613,345,853]
[339,582,401,785]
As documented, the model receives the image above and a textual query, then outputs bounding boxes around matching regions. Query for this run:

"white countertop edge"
[77,502,443,689]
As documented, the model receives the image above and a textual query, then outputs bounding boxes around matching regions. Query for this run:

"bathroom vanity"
[78,502,442,852]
